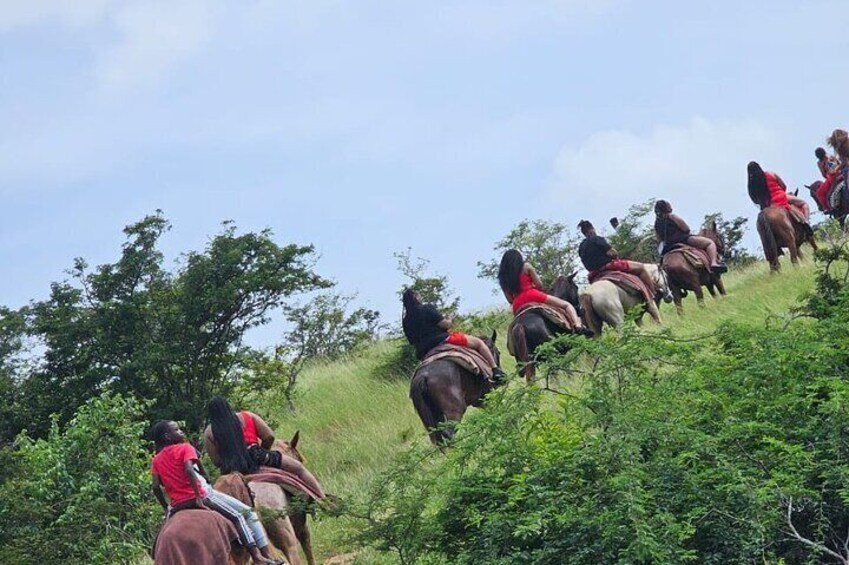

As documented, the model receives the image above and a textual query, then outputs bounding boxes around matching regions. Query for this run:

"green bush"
[0,393,160,564]
[352,245,849,564]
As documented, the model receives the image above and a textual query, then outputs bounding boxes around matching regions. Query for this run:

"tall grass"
[256,255,817,564]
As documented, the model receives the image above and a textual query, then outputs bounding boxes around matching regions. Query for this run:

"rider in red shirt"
[747,161,810,220]
[815,147,840,212]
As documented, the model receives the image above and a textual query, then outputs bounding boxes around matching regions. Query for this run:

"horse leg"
[716,277,727,296]
[252,484,302,565]
[429,380,468,444]
[290,510,315,565]
[693,285,705,308]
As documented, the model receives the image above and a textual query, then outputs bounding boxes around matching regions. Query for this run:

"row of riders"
[404,128,849,444]
[148,131,847,562]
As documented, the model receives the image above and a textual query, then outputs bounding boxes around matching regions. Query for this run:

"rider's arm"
[151,474,169,511]
[437,318,452,331]
[203,427,221,468]
[183,460,205,507]
[251,413,276,450]
[525,263,545,290]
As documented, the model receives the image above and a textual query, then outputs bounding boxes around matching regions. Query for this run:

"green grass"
[254,254,818,564]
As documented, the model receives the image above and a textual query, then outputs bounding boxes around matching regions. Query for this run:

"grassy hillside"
[258,257,817,564]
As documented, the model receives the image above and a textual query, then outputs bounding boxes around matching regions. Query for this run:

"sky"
[2,0,847,347]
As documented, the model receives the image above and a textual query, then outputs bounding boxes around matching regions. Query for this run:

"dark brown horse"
[661,221,727,315]
[409,331,501,445]
[757,205,817,272]
[509,273,581,382]
[806,179,849,229]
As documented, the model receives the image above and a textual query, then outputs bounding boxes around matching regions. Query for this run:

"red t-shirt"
[151,443,206,505]
[239,411,260,446]
[765,172,789,208]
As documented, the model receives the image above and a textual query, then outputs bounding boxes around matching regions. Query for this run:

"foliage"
[395,248,459,317]
[702,212,756,266]
[477,219,580,290]
[0,393,160,564]
[4,212,329,438]
[607,199,659,263]
[353,244,849,564]
[277,292,382,410]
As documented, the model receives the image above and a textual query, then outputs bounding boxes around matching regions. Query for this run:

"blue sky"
[2,1,846,346]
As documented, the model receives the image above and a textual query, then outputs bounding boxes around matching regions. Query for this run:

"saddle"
[506,303,574,356]
[661,244,713,274]
[415,343,494,383]
[591,271,654,304]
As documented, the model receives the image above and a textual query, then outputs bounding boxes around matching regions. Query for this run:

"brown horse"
[661,221,727,315]
[757,205,817,272]
[409,332,502,445]
[214,434,317,565]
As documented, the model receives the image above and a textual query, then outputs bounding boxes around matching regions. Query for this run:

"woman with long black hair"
[203,396,325,499]
[497,249,586,330]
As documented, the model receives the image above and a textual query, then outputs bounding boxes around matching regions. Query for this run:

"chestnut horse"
[661,221,727,315]
[757,205,817,272]
[409,332,502,445]
[215,433,317,565]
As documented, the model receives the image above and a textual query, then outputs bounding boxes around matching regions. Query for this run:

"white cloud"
[548,117,786,224]
[94,0,222,94]
[0,1,114,31]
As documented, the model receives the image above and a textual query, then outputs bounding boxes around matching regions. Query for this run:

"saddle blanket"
[591,271,654,304]
[153,509,238,565]
[246,466,325,502]
[414,343,494,383]
[662,245,713,273]
[506,303,575,356]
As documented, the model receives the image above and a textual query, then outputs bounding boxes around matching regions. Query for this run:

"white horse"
[578,264,669,335]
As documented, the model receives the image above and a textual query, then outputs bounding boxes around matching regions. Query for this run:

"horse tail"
[410,372,443,445]
[757,209,779,268]
[511,323,531,380]
[580,293,601,337]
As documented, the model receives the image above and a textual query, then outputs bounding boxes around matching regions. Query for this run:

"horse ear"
[491,329,497,342]
[290,430,300,449]
[711,220,717,232]
[793,188,799,196]
[567,270,578,281]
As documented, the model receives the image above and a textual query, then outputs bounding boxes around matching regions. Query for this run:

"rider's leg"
[624,261,657,294]
[686,235,720,266]
[464,335,497,368]
[542,295,584,328]
[644,296,663,324]
[275,454,326,499]
[817,176,835,211]
[787,194,810,220]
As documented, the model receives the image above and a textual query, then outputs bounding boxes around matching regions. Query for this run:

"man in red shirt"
[150,420,283,565]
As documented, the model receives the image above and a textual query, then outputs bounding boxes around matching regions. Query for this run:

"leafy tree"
[607,199,658,263]
[395,248,459,317]
[7,211,329,438]
[477,219,579,289]
[702,212,756,266]
[0,393,160,564]
[277,292,382,410]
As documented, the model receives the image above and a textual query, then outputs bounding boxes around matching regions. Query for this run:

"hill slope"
[262,258,816,564]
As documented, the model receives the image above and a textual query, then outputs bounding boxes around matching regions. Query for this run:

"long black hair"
[498,249,524,296]
[747,161,769,208]
[207,396,258,474]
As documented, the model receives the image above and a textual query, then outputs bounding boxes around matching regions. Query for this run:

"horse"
[508,273,582,383]
[579,263,669,334]
[756,205,817,272]
[409,331,502,445]
[661,221,727,315]
[806,179,849,229]
[214,433,317,565]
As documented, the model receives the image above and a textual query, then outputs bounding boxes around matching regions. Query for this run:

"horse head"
[805,181,821,198]
[648,263,670,296]
[273,433,306,464]
[699,220,726,257]
[480,329,501,367]
[550,271,581,312]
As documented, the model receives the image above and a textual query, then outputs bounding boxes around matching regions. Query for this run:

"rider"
[496,249,589,334]
[653,200,727,273]
[815,147,840,212]
[150,420,283,565]
[577,220,664,324]
[203,396,326,499]
[747,161,811,221]
[401,289,506,380]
